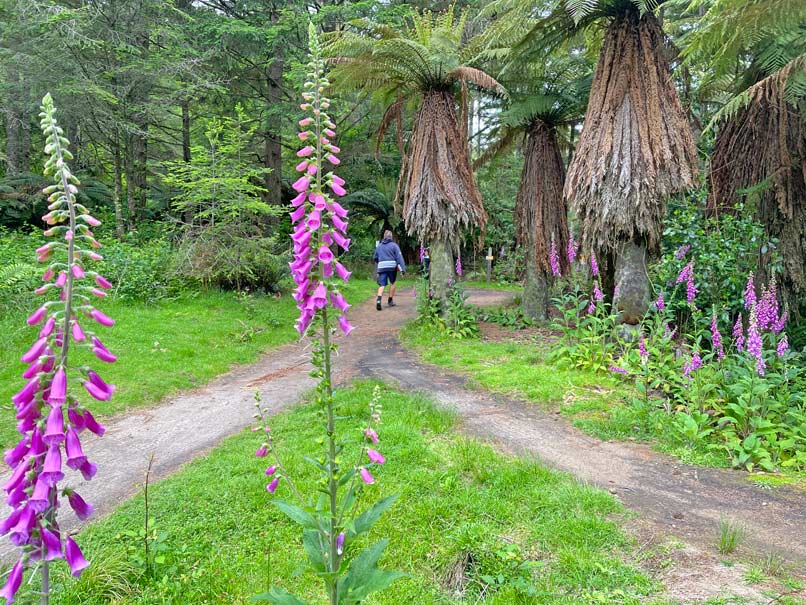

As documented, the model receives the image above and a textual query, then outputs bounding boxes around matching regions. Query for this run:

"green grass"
[27,382,665,604]
[401,322,730,468]
[0,280,375,449]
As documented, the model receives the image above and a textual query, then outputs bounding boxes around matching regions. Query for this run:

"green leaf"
[274,500,319,530]
[251,587,310,604]
[336,539,404,604]
[302,529,327,573]
[350,495,399,537]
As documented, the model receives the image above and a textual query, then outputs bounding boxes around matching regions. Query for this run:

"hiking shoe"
[376,298,382,311]
[387,299,396,307]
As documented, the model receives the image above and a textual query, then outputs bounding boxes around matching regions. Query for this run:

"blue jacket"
[373,237,405,272]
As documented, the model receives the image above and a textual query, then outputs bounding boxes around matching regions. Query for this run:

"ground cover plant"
[22,382,665,605]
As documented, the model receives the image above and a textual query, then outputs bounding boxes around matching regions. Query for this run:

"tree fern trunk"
[613,239,650,325]
[429,238,454,313]
[522,253,549,322]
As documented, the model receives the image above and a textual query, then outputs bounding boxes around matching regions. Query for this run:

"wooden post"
[486,247,493,284]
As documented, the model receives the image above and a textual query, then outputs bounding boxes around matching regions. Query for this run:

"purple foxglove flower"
[297,146,313,157]
[593,282,604,302]
[330,292,350,313]
[290,204,306,223]
[41,526,63,561]
[337,315,353,336]
[332,214,348,234]
[72,321,86,342]
[772,311,787,334]
[65,428,87,470]
[682,352,702,379]
[27,306,48,325]
[549,241,560,277]
[55,272,67,288]
[674,244,690,260]
[330,182,346,196]
[95,275,112,290]
[323,262,334,278]
[21,361,42,380]
[44,405,65,445]
[306,164,318,176]
[777,335,788,357]
[456,255,463,276]
[299,117,313,127]
[78,461,97,481]
[2,461,28,494]
[68,407,85,432]
[590,253,599,277]
[68,491,93,520]
[324,128,336,137]
[359,467,374,484]
[567,234,577,264]
[313,194,327,210]
[81,409,106,436]
[65,230,73,241]
[0,510,22,536]
[92,346,117,363]
[4,437,29,467]
[732,314,744,351]
[367,449,385,464]
[267,477,280,493]
[587,299,595,314]
[638,337,648,361]
[675,261,692,285]
[331,174,346,187]
[655,291,665,312]
[746,309,764,372]
[40,316,56,338]
[744,272,756,309]
[332,231,350,251]
[292,176,310,193]
[0,560,23,603]
[336,531,345,555]
[255,445,269,458]
[264,465,277,476]
[711,312,725,360]
[90,288,107,298]
[42,267,54,281]
[318,246,334,264]
[329,145,341,154]
[89,309,115,327]
[291,191,307,207]
[48,367,67,406]
[327,155,340,165]
[65,536,90,577]
[335,262,351,282]
[28,477,52,513]
[87,370,114,396]
[307,210,321,231]
[12,377,40,406]
[419,243,425,262]
[40,444,64,486]
[8,507,34,546]
[72,264,85,279]
[686,274,697,305]
[298,131,311,140]
[365,428,379,444]
[21,337,48,364]
[292,229,313,250]
[608,365,629,375]
[321,232,334,247]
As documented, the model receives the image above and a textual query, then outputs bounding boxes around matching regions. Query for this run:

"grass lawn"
[401,321,730,469]
[0,280,375,449]
[29,382,668,605]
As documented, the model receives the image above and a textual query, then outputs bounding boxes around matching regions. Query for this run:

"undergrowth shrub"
[415,279,478,339]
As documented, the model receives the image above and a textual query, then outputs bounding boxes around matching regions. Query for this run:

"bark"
[264,14,283,207]
[4,65,30,176]
[522,253,549,321]
[565,10,698,257]
[708,57,806,312]
[181,97,191,163]
[113,140,124,238]
[403,90,487,248]
[429,238,455,311]
[4,106,21,176]
[613,239,650,324]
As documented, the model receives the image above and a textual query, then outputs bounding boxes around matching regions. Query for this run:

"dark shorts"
[377,269,397,286]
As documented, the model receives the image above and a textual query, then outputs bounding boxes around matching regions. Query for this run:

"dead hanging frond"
[514,119,569,276]
[403,91,487,248]
[448,66,508,97]
[375,95,406,158]
[708,58,806,304]
[473,126,520,170]
[565,11,698,255]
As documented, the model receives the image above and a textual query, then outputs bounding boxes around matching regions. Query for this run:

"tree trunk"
[113,141,125,238]
[5,106,21,176]
[522,252,549,321]
[181,96,194,225]
[429,238,454,312]
[613,239,650,324]
[263,13,283,208]
[4,64,29,176]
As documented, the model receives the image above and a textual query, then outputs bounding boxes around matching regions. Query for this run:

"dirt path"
[3,286,804,595]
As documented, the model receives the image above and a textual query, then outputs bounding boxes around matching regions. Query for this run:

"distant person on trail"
[420,247,431,280]
[373,230,405,311]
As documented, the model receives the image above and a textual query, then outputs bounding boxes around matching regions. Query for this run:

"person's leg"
[387,272,397,306]
[376,272,387,310]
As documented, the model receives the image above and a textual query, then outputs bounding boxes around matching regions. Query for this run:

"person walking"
[373,230,405,310]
